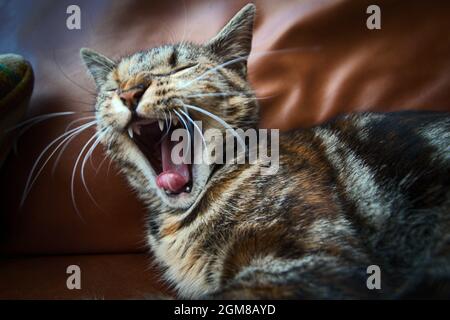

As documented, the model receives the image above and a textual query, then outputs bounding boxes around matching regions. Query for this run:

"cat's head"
[80,4,258,209]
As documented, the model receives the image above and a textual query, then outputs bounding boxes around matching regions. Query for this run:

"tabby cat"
[80,4,450,299]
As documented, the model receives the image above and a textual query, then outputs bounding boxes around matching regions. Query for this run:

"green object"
[0,54,34,167]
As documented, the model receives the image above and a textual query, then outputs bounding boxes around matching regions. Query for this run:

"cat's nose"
[119,88,145,110]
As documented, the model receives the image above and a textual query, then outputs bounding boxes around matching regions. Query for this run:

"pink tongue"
[156,137,190,193]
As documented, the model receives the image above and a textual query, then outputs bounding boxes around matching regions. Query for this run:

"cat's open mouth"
[128,116,193,196]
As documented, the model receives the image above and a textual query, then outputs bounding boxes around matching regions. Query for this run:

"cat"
[80,4,450,299]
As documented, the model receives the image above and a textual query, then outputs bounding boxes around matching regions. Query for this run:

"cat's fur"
[81,4,450,299]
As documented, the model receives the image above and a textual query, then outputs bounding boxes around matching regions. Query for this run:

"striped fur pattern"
[81,4,450,299]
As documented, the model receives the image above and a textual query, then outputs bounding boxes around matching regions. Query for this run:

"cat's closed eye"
[153,63,198,77]
[102,64,199,94]
[173,63,198,73]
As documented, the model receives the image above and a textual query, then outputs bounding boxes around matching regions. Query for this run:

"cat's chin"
[155,162,212,210]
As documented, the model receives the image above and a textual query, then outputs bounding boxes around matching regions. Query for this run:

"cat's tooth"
[128,127,134,139]
[133,124,141,135]
[158,120,164,131]
[173,117,179,126]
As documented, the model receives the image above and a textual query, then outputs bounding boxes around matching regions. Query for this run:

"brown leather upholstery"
[1,0,449,299]
[0,254,170,299]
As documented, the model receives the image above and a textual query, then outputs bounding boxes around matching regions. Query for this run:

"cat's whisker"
[180,47,317,89]
[88,137,100,170]
[70,128,105,219]
[163,111,168,129]
[80,128,108,210]
[95,153,110,176]
[168,111,173,131]
[162,111,171,139]
[185,92,245,98]
[10,111,96,155]
[173,109,192,153]
[65,116,97,132]
[93,132,113,176]
[103,138,115,177]
[80,133,101,203]
[106,157,114,177]
[166,111,171,133]
[65,100,97,106]
[51,117,97,175]
[185,92,274,100]
[178,55,249,89]
[7,112,78,133]
[182,103,246,152]
[178,109,208,153]
[156,111,171,144]
[22,122,96,203]
[50,116,97,174]
[20,121,97,207]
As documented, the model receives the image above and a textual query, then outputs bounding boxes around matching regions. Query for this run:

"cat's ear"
[80,48,116,88]
[206,4,256,64]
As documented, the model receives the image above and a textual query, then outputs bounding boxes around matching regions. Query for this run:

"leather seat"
[1,0,449,299]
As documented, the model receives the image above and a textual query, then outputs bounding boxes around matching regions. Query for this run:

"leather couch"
[1,0,449,299]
